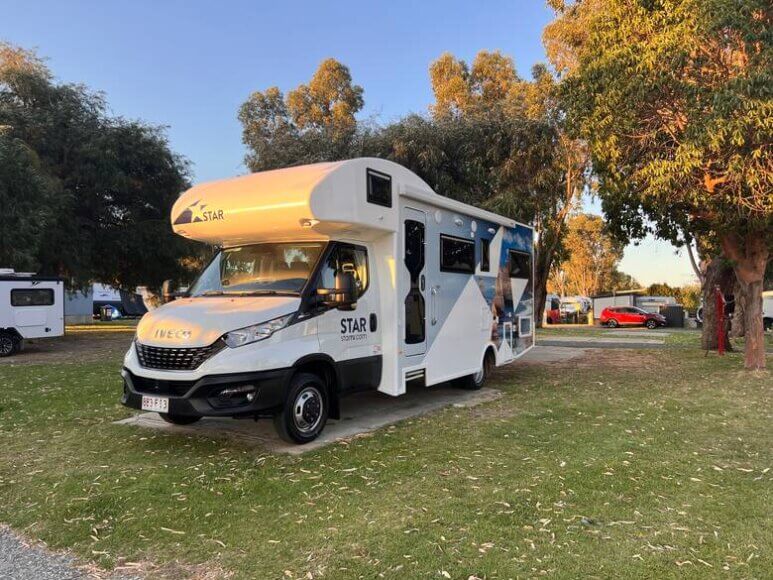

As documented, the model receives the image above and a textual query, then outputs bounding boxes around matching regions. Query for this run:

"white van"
[0,270,64,356]
[121,159,534,443]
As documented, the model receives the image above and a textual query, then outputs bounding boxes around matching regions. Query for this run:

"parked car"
[600,306,667,329]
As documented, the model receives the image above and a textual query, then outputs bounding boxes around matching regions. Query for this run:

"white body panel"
[0,278,64,339]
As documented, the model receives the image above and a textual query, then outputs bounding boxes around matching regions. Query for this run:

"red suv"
[600,306,667,329]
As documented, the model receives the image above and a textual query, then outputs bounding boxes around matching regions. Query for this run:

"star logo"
[173,200,224,225]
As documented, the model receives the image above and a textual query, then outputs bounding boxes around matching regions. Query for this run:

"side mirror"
[317,271,357,310]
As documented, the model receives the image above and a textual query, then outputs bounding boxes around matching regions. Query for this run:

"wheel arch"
[0,328,23,341]
[291,354,341,419]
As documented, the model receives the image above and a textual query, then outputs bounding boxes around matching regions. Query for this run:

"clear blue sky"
[3,0,695,287]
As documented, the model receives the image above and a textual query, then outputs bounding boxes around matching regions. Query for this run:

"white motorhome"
[121,159,534,443]
[0,269,65,356]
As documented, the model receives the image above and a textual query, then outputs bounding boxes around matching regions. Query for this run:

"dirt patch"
[0,329,134,366]
[567,347,660,370]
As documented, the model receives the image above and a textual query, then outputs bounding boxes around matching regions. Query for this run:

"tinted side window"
[509,250,531,279]
[318,244,369,298]
[11,289,54,307]
[440,235,475,274]
[366,169,392,208]
[480,238,490,272]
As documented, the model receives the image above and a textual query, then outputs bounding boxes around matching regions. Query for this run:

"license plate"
[141,395,169,413]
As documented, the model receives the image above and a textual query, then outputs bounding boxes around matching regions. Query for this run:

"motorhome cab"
[0,270,64,357]
[121,159,534,443]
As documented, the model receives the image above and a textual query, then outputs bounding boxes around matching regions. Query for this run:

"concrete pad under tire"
[115,384,502,455]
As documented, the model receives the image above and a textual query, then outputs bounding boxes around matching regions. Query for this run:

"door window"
[404,219,425,344]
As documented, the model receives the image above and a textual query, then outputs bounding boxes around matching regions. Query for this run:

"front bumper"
[121,367,292,417]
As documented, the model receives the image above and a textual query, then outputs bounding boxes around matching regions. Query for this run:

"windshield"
[188,242,325,297]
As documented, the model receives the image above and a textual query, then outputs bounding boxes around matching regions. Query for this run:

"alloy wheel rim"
[0,337,13,355]
[293,386,323,434]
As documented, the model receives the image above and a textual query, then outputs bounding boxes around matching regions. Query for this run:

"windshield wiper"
[233,289,299,296]
[201,290,224,296]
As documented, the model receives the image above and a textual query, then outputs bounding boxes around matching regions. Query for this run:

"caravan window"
[440,235,475,274]
[11,288,54,307]
[366,169,392,208]
[509,250,531,279]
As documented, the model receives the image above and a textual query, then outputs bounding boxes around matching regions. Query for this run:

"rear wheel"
[0,332,17,358]
[645,319,658,330]
[159,413,201,425]
[764,318,772,332]
[455,350,495,390]
[606,319,619,328]
[274,372,329,444]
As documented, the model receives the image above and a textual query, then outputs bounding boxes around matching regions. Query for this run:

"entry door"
[402,208,426,357]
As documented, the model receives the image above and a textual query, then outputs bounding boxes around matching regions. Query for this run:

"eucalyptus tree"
[0,42,192,290]
[545,0,771,368]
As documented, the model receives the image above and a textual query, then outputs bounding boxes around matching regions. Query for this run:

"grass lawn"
[0,336,770,578]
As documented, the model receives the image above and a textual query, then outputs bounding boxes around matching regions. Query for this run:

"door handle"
[420,274,425,292]
[370,313,378,332]
[430,286,438,325]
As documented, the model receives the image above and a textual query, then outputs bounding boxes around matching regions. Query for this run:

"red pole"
[716,287,725,356]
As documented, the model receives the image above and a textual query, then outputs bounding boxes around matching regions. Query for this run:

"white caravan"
[0,269,65,356]
[121,159,534,443]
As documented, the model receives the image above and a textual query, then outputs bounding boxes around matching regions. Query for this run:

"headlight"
[222,314,293,348]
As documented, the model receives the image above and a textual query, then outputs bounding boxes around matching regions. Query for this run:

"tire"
[645,319,658,330]
[455,350,495,391]
[274,372,329,444]
[764,318,773,332]
[606,319,619,328]
[0,332,17,358]
[159,413,202,425]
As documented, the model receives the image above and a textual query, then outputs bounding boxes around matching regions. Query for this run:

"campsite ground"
[0,326,770,578]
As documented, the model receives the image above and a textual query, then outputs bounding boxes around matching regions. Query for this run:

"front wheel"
[764,318,772,332]
[274,372,329,444]
[645,319,658,330]
[159,413,201,425]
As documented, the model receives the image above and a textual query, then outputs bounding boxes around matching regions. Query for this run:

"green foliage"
[0,42,192,290]
[238,59,364,172]
[0,133,55,270]
[645,282,702,313]
[545,0,772,246]
[547,213,636,296]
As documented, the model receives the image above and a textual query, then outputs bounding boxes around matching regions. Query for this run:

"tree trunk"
[730,278,746,338]
[700,255,734,351]
[721,233,769,370]
[534,239,555,329]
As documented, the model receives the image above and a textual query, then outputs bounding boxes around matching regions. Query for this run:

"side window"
[509,250,531,279]
[366,169,392,208]
[11,289,54,307]
[440,235,475,274]
[480,238,490,272]
[318,244,369,298]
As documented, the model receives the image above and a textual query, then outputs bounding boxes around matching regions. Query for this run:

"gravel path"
[0,526,85,579]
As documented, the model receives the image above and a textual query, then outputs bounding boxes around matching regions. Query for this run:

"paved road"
[0,526,85,580]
